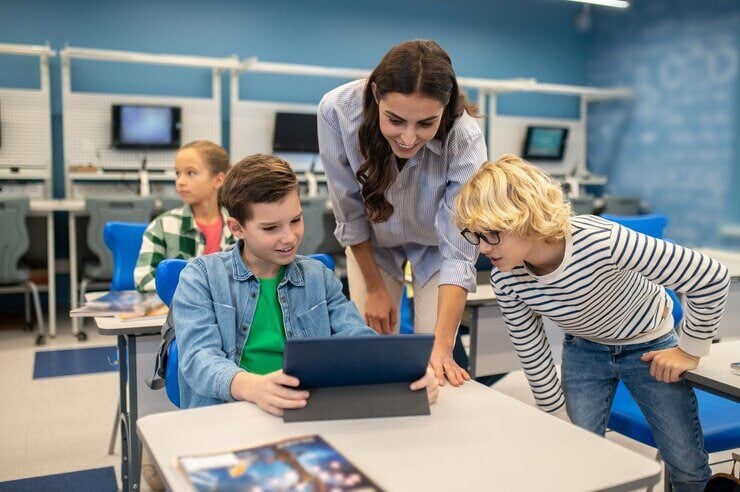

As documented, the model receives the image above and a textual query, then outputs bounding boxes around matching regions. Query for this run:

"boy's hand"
[232,370,309,417]
[410,366,440,404]
[641,347,700,383]
[365,287,398,335]
[429,341,470,387]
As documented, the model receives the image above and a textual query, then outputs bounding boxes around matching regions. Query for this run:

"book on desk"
[176,434,382,492]
[71,290,167,320]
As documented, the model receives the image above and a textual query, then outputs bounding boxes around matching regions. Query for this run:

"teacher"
[317,39,487,386]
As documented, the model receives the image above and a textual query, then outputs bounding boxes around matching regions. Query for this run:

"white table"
[29,199,85,337]
[465,283,563,377]
[89,293,174,492]
[685,340,740,402]
[138,381,661,492]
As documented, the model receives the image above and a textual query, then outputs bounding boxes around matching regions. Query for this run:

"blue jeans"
[561,331,711,492]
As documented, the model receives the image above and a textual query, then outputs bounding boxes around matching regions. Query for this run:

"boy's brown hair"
[180,140,230,175]
[220,153,299,224]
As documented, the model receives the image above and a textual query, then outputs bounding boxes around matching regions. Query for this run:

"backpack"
[146,309,176,396]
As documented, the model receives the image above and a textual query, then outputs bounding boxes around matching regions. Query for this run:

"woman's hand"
[410,366,440,404]
[364,287,398,335]
[429,340,470,387]
[231,370,309,417]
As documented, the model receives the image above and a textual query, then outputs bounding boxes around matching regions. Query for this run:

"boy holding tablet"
[173,154,439,413]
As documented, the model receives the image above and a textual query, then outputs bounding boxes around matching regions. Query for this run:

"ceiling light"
[567,0,629,8]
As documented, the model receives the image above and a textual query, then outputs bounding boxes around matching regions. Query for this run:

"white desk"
[465,283,563,377]
[90,294,174,492]
[28,199,85,337]
[138,381,661,492]
[685,340,740,402]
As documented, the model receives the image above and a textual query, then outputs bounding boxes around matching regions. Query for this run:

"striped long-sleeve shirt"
[491,215,730,413]
[317,79,488,292]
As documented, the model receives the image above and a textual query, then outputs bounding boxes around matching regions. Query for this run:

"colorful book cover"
[177,434,383,492]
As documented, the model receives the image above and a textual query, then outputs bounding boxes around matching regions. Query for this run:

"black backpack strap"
[146,308,175,390]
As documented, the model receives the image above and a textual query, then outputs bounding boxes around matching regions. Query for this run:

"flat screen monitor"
[522,126,568,161]
[112,104,181,149]
[272,112,319,153]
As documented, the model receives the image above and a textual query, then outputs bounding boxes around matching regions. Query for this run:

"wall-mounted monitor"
[522,126,568,161]
[112,104,181,150]
[272,112,319,153]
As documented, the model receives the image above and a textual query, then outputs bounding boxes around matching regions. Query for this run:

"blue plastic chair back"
[159,254,335,408]
[309,253,335,271]
[103,222,148,291]
[600,213,667,239]
[154,259,188,408]
[155,259,188,307]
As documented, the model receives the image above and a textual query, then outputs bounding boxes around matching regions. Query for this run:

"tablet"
[283,334,434,389]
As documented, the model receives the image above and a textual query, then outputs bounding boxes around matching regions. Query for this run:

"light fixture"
[567,0,629,8]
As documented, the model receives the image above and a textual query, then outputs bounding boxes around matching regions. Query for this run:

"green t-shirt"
[239,268,286,375]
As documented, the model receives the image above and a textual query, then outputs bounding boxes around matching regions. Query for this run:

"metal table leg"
[127,335,141,491]
[117,335,130,491]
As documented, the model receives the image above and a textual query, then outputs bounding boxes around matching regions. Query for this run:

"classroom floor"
[0,311,735,491]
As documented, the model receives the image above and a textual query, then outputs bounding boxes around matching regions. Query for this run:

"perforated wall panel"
[0,89,52,170]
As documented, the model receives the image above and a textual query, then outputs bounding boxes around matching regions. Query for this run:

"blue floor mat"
[33,346,117,379]
[0,466,117,491]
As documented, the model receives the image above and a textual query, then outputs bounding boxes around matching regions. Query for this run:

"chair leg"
[23,284,32,331]
[108,398,120,455]
[28,281,46,346]
[75,278,90,341]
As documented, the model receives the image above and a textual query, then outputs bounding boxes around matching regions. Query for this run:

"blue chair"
[103,222,149,291]
[602,214,740,487]
[600,213,668,240]
[154,259,188,408]
[154,253,338,408]
[102,221,148,454]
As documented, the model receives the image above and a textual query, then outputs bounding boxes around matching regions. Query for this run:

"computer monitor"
[112,104,181,150]
[522,126,568,161]
[272,112,319,153]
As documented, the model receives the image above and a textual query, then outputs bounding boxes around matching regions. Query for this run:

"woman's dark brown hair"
[357,39,476,223]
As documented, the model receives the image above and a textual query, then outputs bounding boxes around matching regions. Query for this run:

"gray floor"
[0,313,157,491]
[0,312,735,491]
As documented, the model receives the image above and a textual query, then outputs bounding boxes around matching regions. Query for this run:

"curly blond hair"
[454,154,572,242]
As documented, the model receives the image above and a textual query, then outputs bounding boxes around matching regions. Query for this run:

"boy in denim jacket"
[174,154,438,413]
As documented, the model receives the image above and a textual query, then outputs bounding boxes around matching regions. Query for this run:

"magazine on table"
[70,290,166,319]
[176,434,383,492]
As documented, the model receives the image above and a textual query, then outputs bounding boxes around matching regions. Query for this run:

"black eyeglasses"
[460,229,501,246]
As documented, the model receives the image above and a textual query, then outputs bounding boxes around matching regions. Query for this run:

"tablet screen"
[283,334,434,388]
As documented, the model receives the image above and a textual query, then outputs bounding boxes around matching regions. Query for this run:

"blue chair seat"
[609,382,740,453]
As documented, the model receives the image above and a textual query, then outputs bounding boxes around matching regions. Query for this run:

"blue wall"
[2,0,738,252]
[1,0,601,305]
[1,0,593,200]
[587,0,740,247]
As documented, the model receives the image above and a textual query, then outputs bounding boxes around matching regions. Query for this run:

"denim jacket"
[173,240,376,408]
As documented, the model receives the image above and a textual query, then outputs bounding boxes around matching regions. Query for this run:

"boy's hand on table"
[429,341,470,387]
[232,370,309,417]
[641,347,700,383]
[410,366,440,404]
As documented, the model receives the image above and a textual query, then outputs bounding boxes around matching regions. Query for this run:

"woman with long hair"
[318,39,487,386]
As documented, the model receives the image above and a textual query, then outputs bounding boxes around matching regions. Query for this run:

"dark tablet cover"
[283,335,434,422]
